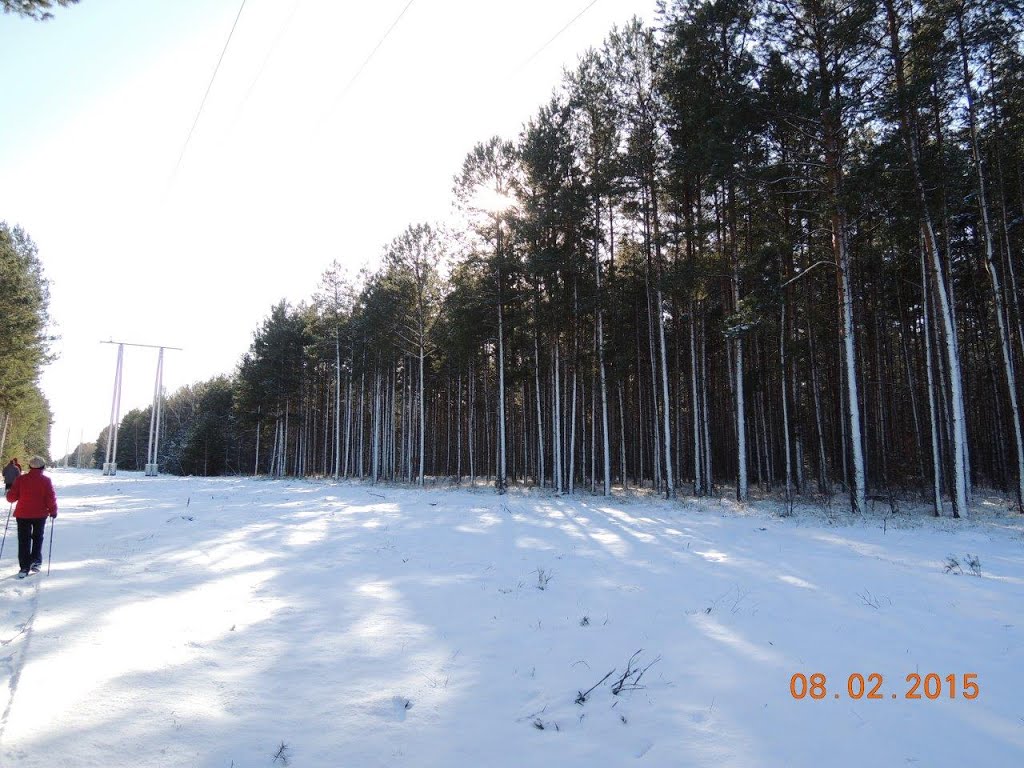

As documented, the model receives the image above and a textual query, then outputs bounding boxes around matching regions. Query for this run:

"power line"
[519,0,599,71]
[171,0,249,179]
[324,0,417,118]
[233,0,303,124]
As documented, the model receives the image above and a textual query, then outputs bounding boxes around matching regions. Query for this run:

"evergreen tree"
[0,223,53,461]
[235,301,310,476]
[2,0,78,20]
[453,137,522,493]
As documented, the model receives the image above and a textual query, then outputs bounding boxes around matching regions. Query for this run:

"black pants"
[17,518,46,571]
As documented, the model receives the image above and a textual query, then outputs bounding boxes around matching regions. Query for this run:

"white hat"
[28,456,45,469]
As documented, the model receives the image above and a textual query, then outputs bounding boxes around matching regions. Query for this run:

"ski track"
[0,575,41,746]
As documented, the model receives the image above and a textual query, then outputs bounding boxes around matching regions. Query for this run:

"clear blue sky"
[0,0,657,457]
[1,1,205,153]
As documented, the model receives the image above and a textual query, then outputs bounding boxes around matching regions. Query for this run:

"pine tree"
[453,138,521,493]
[2,0,78,21]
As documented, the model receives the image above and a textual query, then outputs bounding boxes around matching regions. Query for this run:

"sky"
[0,0,659,458]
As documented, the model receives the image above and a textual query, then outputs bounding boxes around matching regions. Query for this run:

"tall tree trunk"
[496,233,508,494]
[334,335,341,478]
[469,362,476,484]
[595,242,612,497]
[995,155,1024,363]
[645,272,662,492]
[344,373,352,478]
[457,372,463,483]
[955,11,1024,508]
[922,240,944,515]
[690,307,704,495]
[808,319,830,495]
[728,181,748,501]
[358,369,365,479]
[619,383,628,488]
[534,334,545,487]
[780,302,792,498]
[885,0,968,516]
[701,314,713,493]
[269,416,276,477]
[833,206,865,512]
[553,342,563,494]
[569,349,578,495]
[656,286,675,498]
[253,413,261,477]
[418,341,426,486]
[372,370,381,483]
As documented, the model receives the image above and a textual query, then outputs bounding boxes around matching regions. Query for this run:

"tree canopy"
[2,0,79,20]
[0,222,54,460]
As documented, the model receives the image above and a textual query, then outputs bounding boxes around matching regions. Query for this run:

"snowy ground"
[1,470,1022,768]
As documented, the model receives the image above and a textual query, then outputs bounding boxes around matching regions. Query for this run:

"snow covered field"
[1,469,1022,767]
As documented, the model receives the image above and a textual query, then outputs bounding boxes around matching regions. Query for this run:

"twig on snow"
[575,669,616,705]
[611,649,662,695]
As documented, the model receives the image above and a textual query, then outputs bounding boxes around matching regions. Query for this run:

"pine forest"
[0,222,53,462]
[64,0,1024,518]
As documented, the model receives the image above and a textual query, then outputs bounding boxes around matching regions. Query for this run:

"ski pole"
[46,516,55,576]
[0,503,11,561]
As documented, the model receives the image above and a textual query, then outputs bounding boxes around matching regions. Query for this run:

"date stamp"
[789,673,979,701]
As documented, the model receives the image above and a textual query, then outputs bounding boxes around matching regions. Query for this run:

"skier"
[6,456,57,578]
[3,457,21,491]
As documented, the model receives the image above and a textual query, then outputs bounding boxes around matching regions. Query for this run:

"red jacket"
[6,467,58,519]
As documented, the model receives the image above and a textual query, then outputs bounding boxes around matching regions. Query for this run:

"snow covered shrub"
[611,650,661,695]
[535,568,553,590]
[779,490,795,518]
[965,554,981,576]
[272,742,290,765]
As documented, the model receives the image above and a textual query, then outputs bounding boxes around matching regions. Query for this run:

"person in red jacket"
[6,456,57,578]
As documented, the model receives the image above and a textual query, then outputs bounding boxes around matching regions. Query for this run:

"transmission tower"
[101,340,182,476]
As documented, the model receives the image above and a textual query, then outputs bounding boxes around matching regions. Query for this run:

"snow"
[2,470,1023,767]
